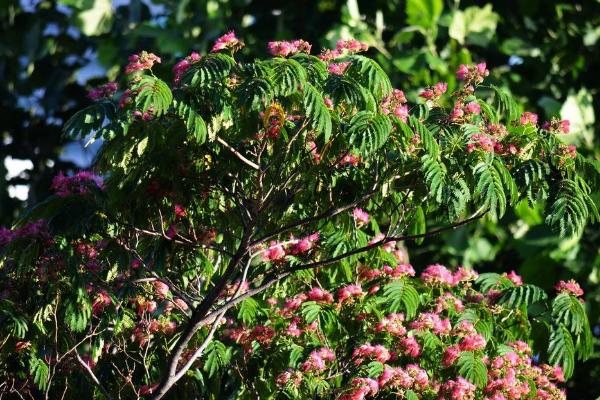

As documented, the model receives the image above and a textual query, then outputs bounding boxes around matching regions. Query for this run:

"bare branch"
[76,354,113,400]
[216,136,260,170]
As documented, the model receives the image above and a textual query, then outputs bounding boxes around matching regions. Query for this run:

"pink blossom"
[340,153,361,167]
[336,39,369,53]
[399,336,421,358]
[352,208,370,225]
[381,89,408,122]
[139,383,159,396]
[465,101,481,115]
[152,280,170,298]
[87,82,118,100]
[301,347,335,372]
[174,204,186,218]
[51,171,104,197]
[459,333,487,351]
[173,51,201,84]
[352,343,391,364]
[420,82,447,100]
[375,313,406,336]
[409,312,451,335]
[504,270,523,286]
[542,118,570,134]
[420,264,455,286]
[328,61,351,75]
[92,290,112,315]
[456,64,470,80]
[442,345,461,367]
[337,284,365,304]
[383,264,415,278]
[263,241,286,261]
[519,111,538,126]
[440,377,476,400]
[211,31,243,52]
[268,39,311,57]
[307,287,334,303]
[125,51,161,74]
[453,266,478,284]
[555,279,584,297]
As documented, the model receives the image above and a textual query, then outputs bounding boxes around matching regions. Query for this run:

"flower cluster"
[261,232,320,262]
[268,39,312,57]
[0,220,51,250]
[519,111,539,126]
[555,279,584,297]
[380,89,409,122]
[87,82,118,100]
[420,82,448,101]
[125,51,161,74]
[319,39,369,60]
[172,51,201,84]
[328,61,351,75]
[211,31,244,52]
[456,62,489,86]
[50,171,104,197]
[542,118,570,134]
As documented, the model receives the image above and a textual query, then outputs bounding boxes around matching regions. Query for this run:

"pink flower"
[328,61,351,75]
[383,264,415,278]
[92,290,112,315]
[420,264,455,286]
[263,241,286,261]
[505,270,523,286]
[340,153,361,166]
[51,171,104,197]
[268,39,311,57]
[542,118,570,134]
[381,89,408,122]
[352,343,391,364]
[399,336,421,358]
[301,347,335,372]
[409,313,451,335]
[337,284,365,304]
[352,208,370,225]
[307,287,334,303]
[139,383,159,396]
[442,345,460,367]
[87,82,118,100]
[465,101,481,115]
[211,31,243,52]
[336,39,369,53]
[456,64,470,80]
[125,51,161,74]
[453,266,478,284]
[419,82,447,100]
[174,204,186,218]
[440,377,476,400]
[375,313,406,336]
[173,52,201,84]
[456,63,489,86]
[459,333,487,351]
[555,279,584,297]
[520,112,538,126]
[152,280,170,298]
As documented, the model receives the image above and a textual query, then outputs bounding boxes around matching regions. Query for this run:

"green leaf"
[347,111,392,155]
[175,98,207,144]
[64,287,92,332]
[182,53,236,88]
[29,355,49,391]
[238,298,259,325]
[548,324,575,379]
[383,279,420,319]
[406,0,443,33]
[134,76,173,117]
[500,284,547,308]
[303,83,333,141]
[347,55,392,101]
[63,101,115,139]
[546,178,599,237]
[301,301,321,324]
[270,58,307,97]
[552,293,593,359]
[457,351,488,388]
[449,5,499,46]
[203,340,229,378]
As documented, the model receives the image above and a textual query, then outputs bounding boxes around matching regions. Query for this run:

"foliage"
[0,35,598,399]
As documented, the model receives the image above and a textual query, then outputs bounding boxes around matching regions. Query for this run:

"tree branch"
[216,136,260,170]
[76,354,113,400]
